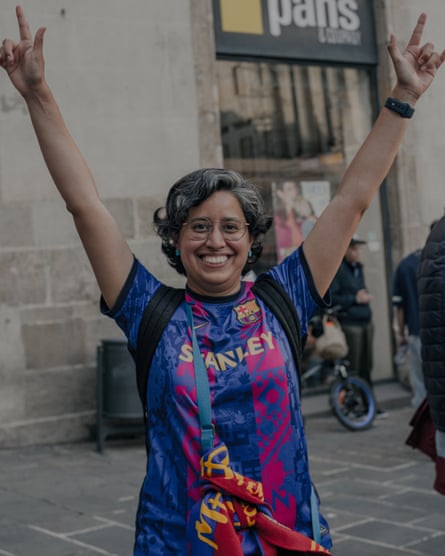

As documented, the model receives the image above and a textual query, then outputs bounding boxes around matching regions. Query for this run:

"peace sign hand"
[0,5,46,97]
[387,13,445,103]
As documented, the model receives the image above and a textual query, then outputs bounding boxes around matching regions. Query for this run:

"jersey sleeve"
[265,245,330,335]
[100,257,161,350]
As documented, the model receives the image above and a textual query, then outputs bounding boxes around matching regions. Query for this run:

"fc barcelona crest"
[234,299,261,324]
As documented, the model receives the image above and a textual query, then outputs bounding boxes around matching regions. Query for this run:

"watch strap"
[384,97,415,118]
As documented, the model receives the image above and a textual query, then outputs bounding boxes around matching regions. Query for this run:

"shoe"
[376,408,388,419]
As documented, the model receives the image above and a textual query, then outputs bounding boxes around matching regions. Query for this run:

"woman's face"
[176,191,253,296]
[281,181,298,202]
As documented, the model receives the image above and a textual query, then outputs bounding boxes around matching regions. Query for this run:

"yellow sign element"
[219,0,264,35]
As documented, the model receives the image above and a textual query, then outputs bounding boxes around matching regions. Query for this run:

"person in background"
[330,237,387,416]
[330,237,372,377]
[418,216,445,493]
[2,6,444,554]
[392,225,439,408]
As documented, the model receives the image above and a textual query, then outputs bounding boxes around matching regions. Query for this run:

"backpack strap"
[252,274,303,390]
[134,285,185,408]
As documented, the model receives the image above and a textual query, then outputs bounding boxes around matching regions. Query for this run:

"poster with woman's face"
[272,180,330,263]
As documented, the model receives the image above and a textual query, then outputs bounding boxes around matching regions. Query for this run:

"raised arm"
[0,5,133,308]
[303,13,445,297]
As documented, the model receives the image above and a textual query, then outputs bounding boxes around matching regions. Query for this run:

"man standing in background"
[331,237,373,382]
[393,247,427,409]
[331,236,386,416]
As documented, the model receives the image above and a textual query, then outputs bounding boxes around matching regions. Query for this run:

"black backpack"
[133,274,303,414]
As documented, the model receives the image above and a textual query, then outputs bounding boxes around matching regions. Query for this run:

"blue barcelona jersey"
[102,246,332,554]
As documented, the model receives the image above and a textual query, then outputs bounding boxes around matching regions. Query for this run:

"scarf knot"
[188,443,331,555]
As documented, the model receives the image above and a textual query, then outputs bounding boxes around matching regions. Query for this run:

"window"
[216,60,373,272]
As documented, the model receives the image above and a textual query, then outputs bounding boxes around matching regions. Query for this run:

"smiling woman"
[175,190,253,296]
[153,168,271,278]
[1,5,444,555]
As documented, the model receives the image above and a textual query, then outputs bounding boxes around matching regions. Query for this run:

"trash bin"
[96,339,144,452]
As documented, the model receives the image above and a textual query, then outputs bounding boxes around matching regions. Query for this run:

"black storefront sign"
[213,0,377,65]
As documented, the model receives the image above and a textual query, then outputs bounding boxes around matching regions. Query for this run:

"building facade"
[0,0,444,446]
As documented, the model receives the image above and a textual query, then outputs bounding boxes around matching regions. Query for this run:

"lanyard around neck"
[185,303,215,452]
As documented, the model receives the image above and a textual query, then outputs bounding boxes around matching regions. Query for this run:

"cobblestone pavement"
[0,384,443,555]
[306,406,445,555]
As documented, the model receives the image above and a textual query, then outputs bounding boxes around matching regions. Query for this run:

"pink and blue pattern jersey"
[102,246,332,554]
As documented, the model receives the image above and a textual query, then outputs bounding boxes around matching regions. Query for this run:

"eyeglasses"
[182,217,250,242]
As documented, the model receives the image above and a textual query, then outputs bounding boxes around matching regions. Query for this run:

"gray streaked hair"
[153,168,272,275]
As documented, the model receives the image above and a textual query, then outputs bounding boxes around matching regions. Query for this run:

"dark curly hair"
[153,168,272,275]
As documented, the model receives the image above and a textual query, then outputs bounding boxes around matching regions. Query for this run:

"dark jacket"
[418,216,445,432]
[330,259,372,325]
[393,250,421,336]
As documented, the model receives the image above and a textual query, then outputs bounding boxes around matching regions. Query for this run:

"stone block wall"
[378,0,445,259]
[0,0,219,447]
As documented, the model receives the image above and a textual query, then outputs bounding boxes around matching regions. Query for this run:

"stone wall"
[0,0,219,446]
[378,0,445,260]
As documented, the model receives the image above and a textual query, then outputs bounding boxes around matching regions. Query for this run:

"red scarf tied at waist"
[187,443,332,555]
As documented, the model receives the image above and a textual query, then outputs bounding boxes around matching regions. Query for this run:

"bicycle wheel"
[330,376,376,431]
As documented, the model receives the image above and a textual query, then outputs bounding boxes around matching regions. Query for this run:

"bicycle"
[301,307,377,431]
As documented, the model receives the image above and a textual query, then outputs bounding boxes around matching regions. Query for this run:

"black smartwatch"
[384,97,415,118]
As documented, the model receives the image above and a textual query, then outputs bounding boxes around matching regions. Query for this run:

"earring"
[175,249,180,257]
[248,249,253,258]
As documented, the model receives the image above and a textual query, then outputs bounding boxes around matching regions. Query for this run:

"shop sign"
[213,0,377,65]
